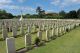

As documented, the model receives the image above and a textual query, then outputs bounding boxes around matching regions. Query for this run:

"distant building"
[45,12,59,16]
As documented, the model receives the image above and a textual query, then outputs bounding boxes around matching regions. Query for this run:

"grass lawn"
[27,27,80,53]
[0,27,48,53]
[0,26,80,53]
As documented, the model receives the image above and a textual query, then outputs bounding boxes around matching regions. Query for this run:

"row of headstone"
[5,19,80,53]
[2,19,80,40]
[2,23,8,40]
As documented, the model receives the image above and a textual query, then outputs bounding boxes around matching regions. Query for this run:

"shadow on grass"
[0,38,4,41]
[16,41,46,53]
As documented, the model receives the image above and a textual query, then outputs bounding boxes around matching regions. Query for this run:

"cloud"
[63,0,80,4]
[69,0,80,3]
[0,4,35,12]
[46,9,54,12]
[0,0,13,9]
[51,0,80,8]
[0,0,12,5]
[11,5,35,11]
[0,0,35,13]
[51,0,60,6]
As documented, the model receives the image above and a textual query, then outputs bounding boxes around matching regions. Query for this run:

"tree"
[77,8,80,18]
[59,10,66,18]
[7,13,14,19]
[0,9,14,19]
[36,6,42,15]
[36,6,45,18]
[0,10,6,14]
[24,14,31,18]
[66,10,77,19]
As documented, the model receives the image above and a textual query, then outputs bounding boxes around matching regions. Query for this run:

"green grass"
[0,26,80,53]
[27,27,80,53]
[0,26,47,53]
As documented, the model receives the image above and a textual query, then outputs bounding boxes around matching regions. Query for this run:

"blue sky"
[0,0,80,15]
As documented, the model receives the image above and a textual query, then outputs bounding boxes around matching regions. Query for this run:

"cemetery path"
[28,27,80,53]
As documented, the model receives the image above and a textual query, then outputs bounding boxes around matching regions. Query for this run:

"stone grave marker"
[12,26,17,37]
[46,30,50,41]
[2,23,8,40]
[37,31,42,40]
[6,37,16,53]
[25,34,32,50]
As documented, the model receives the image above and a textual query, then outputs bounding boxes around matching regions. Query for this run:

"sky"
[0,0,80,15]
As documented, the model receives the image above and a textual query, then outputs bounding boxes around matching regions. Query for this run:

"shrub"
[50,35,57,40]
[39,41,45,46]
[79,24,80,26]
[66,28,69,32]
[73,25,76,29]
[35,25,39,28]
[34,37,40,46]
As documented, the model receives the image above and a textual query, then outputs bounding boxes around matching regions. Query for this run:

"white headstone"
[64,25,66,34]
[42,25,45,30]
[20,24,24,35]
[37,31,42,40]
[27,26,30,33]
[59,26,62,36]
[68,24,71,31]
[52,28,55,37]
[25,34,32,50]
[6,37,16,53]
[2,24,8,39]
[55,27,59,36]
[12,26,17,37]
[46,30,49,41]
[62,26,65,34]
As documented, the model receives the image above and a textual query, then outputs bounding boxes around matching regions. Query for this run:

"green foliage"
[0,8,80,19]
[77,8,80,18]
[36,6,45,18]
[65,10,78,19]
[66,28,69,32]
[0,9,14,19]
[50,35,57,40]
[34,37,40,46]
[59,10,66,18]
